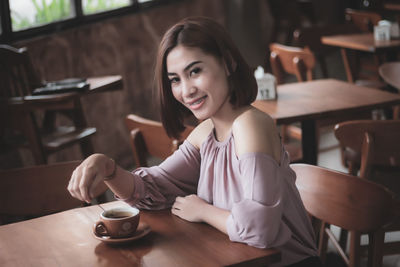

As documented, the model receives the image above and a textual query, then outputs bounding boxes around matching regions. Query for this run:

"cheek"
[211,74,230,97]
[171,87,182,102]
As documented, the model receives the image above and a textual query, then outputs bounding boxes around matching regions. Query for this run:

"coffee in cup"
[94,207,140,238]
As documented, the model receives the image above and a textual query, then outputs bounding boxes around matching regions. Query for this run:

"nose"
[181,79,197,98]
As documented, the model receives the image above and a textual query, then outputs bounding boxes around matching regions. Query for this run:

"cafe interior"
[0,0,400,266]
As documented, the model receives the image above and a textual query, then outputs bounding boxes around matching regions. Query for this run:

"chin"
[191,111,210,121]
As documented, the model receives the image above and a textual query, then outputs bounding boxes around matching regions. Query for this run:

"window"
[10,0,74,31]
[0,0,170,43]
[82,0,131,15]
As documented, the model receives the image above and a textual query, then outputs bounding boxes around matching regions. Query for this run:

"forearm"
[172,195,230,234]
[201,203,230,235]
[104,163,136,200]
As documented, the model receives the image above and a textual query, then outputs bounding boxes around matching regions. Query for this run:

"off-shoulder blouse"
[120,131,318,266]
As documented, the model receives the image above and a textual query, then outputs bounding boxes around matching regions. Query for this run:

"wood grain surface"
[0,201,280,267]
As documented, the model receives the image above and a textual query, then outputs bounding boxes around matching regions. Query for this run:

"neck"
[211,104,251,142]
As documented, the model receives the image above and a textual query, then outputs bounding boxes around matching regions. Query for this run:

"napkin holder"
[254,66,277,100]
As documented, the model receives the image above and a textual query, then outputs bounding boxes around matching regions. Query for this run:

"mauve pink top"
[121,131,318,266]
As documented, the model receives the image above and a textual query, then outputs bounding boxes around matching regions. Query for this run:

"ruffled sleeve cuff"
[226,199,292,248]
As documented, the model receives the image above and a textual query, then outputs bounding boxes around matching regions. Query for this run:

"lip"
[185,96,207,110]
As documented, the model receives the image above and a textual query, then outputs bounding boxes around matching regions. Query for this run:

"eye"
[169,77,180,84]
[189,67,201,77]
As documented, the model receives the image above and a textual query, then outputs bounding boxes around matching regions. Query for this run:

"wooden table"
[384,2,400,11]
[321,33,400,83]
[2,75,123,164]
[252,79,400,165]
[379,61,400,92]
[0,201,281,267]
[7,75,123,106]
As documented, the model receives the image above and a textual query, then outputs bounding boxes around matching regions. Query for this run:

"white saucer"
[93,222,151,244]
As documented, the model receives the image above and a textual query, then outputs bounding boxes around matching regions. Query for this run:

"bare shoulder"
[186,119,214,150]
[232,108,281,161]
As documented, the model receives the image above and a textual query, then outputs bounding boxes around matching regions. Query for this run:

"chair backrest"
[269,43,316,85]
[345,8,382,33]
[379,62,400,92]
[334,120,400,179]
[378,63,400,119]
[0,161,83,224]
[125,114,194,167]
[0,45,43,98]
[293,24,360,56]
[292,163,393,232]
[293,163,396,266]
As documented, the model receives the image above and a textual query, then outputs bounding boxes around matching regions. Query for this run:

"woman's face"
[166,45,231,121]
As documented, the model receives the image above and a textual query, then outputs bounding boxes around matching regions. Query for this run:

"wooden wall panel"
[11,0,226,168]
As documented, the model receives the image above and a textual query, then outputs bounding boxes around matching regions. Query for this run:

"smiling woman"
[166,46,231,122]
[156,17,257,138]
[67,17,322,267]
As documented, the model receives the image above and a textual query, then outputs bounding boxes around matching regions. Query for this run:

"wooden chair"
[343,9,386,87]
[292,163,396,267]
[269,43,317,161]
[293,23,360,78]
[125,114,194,167]
[0,45,96,165]
[379,62,400,92]
[379,62,400,119]
[334,120,400,263]
[345,8,382,33]
[268,0,315,45]
[0,161,85,225]
[269,43,316,86]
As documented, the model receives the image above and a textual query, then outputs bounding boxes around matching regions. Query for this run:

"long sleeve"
[226,153,292,248]
[120,140,201,210]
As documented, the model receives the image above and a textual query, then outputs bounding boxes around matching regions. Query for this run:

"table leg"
[72,99,95,157]
[340,48,354,83]
[22,112,47,164]
[301,119,317,165]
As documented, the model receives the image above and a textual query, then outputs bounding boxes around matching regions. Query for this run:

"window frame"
[0,0,179,43]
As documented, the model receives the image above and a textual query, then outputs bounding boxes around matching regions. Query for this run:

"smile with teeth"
[187,96,207,109]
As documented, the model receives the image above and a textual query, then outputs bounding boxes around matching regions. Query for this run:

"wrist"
[104,158,117,181]
[202,204,230,234]
[199,201,212,222]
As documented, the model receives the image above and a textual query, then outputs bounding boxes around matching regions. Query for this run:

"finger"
[172,202,181,211]
[172,208,186,220]
[70,167,85,202]
[89,176,106,199]
[171,207,181,217]
[175,196,184,203]
[67,168,76,195]
[187,194,197,199]
[171,208,177,215]
[80,166,96,203]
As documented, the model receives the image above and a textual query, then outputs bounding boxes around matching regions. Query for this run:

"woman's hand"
[67,153,112,203]
[172,194,230,234]
[172,194,208,222]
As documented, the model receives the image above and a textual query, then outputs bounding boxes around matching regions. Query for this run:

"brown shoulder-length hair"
[155,16,257,139]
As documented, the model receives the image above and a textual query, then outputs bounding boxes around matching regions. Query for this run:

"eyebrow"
[167,61,202,76]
